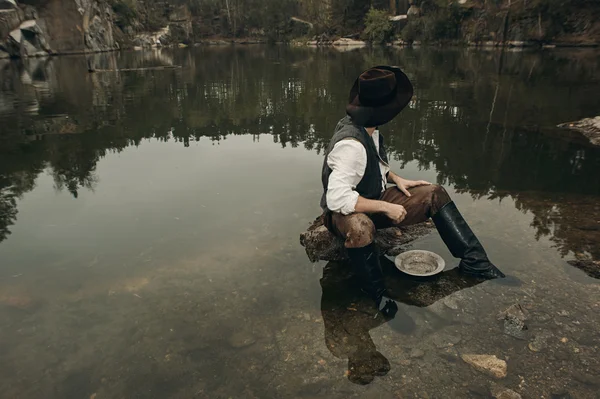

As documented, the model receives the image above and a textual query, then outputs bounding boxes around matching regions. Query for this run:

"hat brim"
[345,66,413,127]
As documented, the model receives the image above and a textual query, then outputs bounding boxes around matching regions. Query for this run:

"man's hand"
[383,203,407,224]
[391,175,431,197]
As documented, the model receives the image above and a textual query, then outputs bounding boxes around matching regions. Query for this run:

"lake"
[1,46,599,398]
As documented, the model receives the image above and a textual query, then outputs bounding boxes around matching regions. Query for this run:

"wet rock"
[409,348,425,358]
[490,384,522,399]
[497,304,529,322]
[498,304,529,339]
[228,330,257,348]
[299,215,433,262]
[503,316,528,340]
[461,354,507,379]
[528,331,552,352]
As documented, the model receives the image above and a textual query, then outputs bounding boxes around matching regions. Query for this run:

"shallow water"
[0,47,599,398]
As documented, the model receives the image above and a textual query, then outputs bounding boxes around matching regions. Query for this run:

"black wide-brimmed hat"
[346,66,413,127]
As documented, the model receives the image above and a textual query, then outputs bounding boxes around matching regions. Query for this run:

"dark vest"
[320,116,389,211]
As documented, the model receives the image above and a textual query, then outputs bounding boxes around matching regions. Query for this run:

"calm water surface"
[1,47,599,398]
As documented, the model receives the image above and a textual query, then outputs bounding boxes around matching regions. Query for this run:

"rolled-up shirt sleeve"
[326,139,367,215]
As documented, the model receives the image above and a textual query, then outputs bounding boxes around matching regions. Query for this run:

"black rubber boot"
[347,243,398,318]
[432,202,506,280]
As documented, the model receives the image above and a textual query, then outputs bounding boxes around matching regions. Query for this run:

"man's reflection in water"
[320,257,487,385]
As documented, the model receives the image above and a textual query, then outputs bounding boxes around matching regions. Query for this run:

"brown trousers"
[325,185,451,248]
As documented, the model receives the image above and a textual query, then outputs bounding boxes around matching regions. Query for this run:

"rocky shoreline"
[0,0,600,59]
[294,37,599,49]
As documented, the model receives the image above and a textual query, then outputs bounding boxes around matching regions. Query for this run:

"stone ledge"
[299,214,434,262]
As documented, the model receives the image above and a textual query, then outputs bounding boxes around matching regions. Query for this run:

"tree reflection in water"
[0,47,599,264]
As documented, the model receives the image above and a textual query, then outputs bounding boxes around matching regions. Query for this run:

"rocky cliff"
[0,0,118,57]
[0,0,194,58]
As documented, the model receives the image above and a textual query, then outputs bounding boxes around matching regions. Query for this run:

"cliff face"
[0,0,118,57]
[0,0,194,58]
[35,0,117,53]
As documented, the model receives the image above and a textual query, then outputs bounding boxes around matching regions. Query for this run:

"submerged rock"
[503,316,528,340]
[528,330,552,352]
[461,354,507,379]
[490,384,522,399]
[432,333,461,349]
[228,330,257,349]
[498,304,529,339]
[497,303,529,322]
[409,348,425,358]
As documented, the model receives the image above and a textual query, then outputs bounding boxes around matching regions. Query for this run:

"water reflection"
[321,258,488,384]
[2,46,600,398]
[1,46,600,263]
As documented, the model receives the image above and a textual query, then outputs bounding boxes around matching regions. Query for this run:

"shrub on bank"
[363,8,394,44]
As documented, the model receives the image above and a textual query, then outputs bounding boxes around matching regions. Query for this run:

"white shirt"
[326,130,390,215]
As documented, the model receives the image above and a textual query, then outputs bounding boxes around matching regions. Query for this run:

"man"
[321,66,506,312]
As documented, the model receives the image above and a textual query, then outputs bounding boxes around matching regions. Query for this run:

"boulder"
[407,6,421,18]
[7,20,51,57]
[0,5,22,39]
[332,38,366,47]
[299,215,434,262]
[558,116,600,146]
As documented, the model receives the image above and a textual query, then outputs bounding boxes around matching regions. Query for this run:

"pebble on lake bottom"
[461,354,508,379]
